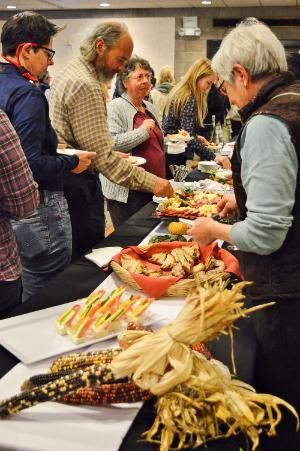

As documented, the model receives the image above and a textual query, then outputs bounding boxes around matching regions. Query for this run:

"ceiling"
[0,0,298,11]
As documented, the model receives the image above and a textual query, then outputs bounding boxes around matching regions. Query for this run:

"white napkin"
[85,247,122,268]
[152,195,167,203]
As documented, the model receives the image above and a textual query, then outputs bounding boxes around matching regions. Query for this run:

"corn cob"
[0,364,114,418]
[50,349,122,373]
[61,382,152,406]
[191,342,211,360]
[21,370,73,391]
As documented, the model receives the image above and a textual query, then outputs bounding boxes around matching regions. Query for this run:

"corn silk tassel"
[111,281,299,451]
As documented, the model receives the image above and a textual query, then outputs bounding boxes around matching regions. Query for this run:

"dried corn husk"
[112,281,272,395]
[112,282,298,451]
[143,353,299,451]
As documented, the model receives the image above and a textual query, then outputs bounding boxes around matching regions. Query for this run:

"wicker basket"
[111,260,197,297]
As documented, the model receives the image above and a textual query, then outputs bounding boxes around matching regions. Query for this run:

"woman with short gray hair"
[100,57,166,227]
[188,19,300,448]
[212,20,287,83]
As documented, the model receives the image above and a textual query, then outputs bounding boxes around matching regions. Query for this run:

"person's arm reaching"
[66,84,173,197]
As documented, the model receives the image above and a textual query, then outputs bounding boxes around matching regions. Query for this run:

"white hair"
[212,20,287,82]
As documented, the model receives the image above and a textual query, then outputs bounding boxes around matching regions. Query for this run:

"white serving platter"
[0,298,164,365]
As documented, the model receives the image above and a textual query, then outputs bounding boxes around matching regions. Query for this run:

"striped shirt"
[0,110,39,281]
[49,57,158,192]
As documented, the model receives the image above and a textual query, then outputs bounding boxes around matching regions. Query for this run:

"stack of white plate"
[166,141,187,154]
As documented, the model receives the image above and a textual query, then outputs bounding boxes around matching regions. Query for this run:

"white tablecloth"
[0,299,182,451]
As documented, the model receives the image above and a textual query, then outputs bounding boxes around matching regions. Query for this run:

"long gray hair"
[80,21,128,62]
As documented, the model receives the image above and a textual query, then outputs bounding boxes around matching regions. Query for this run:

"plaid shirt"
[0,110,39,281]
[49,57,158,192]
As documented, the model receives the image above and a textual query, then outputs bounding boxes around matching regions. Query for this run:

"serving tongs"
[179,213,237,227]
[212,212,237,224]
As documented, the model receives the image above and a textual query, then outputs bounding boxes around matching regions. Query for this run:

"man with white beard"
[49,22,172,257]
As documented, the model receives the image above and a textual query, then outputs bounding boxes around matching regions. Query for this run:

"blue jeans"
[12,191,72,302]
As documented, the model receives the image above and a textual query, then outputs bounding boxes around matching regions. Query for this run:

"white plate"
[216,169,232,180]
[198,161,220,172]
[0,302,164,365]
[128,156,146,166]
[57,148,87,156]
[167,135,192,143]
[166,141,187,154]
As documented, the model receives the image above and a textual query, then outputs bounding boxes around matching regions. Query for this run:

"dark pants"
[252,299,300,408]
[107,191,153,229]
[252,299,300,450]
[63,171,105,260]
[210,297,300,450]
[0,278,21,318]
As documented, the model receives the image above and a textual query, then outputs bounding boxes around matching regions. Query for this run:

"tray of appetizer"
[154,187,223,220]
[0,287,163,364]
[55,287,154,344]
[111,242,242,298]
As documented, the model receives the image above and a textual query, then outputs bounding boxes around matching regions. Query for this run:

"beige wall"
[0,17,176,80]
[1,6,300,83]
[174,7,300,81]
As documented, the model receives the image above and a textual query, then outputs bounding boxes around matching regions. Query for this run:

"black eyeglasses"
[35,45,55,61]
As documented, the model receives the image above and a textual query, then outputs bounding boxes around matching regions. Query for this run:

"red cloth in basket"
[111,241,242,299]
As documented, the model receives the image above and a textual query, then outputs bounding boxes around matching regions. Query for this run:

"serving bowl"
[198,160,219,172]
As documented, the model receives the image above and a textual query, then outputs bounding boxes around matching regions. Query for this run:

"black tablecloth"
[0,202,296,451]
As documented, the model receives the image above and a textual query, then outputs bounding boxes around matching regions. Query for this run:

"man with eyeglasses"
[0,11,96,302]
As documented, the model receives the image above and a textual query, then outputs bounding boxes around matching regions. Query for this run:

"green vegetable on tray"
[148,234,190,244]
[182,187,195,194]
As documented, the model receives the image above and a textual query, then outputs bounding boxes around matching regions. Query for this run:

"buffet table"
[0,202,296,451]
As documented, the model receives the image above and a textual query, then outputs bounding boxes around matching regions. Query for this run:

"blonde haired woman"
[151,66,175,125]
[163,58,216,162]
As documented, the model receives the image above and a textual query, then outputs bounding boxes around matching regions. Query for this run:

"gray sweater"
[107,92,162,151]
[101,93,162,202]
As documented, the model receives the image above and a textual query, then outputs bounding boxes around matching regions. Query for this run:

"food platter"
[167,130,192,143]
[111,242,241,298]
[0,292,164,365]
[155,187,222,220]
